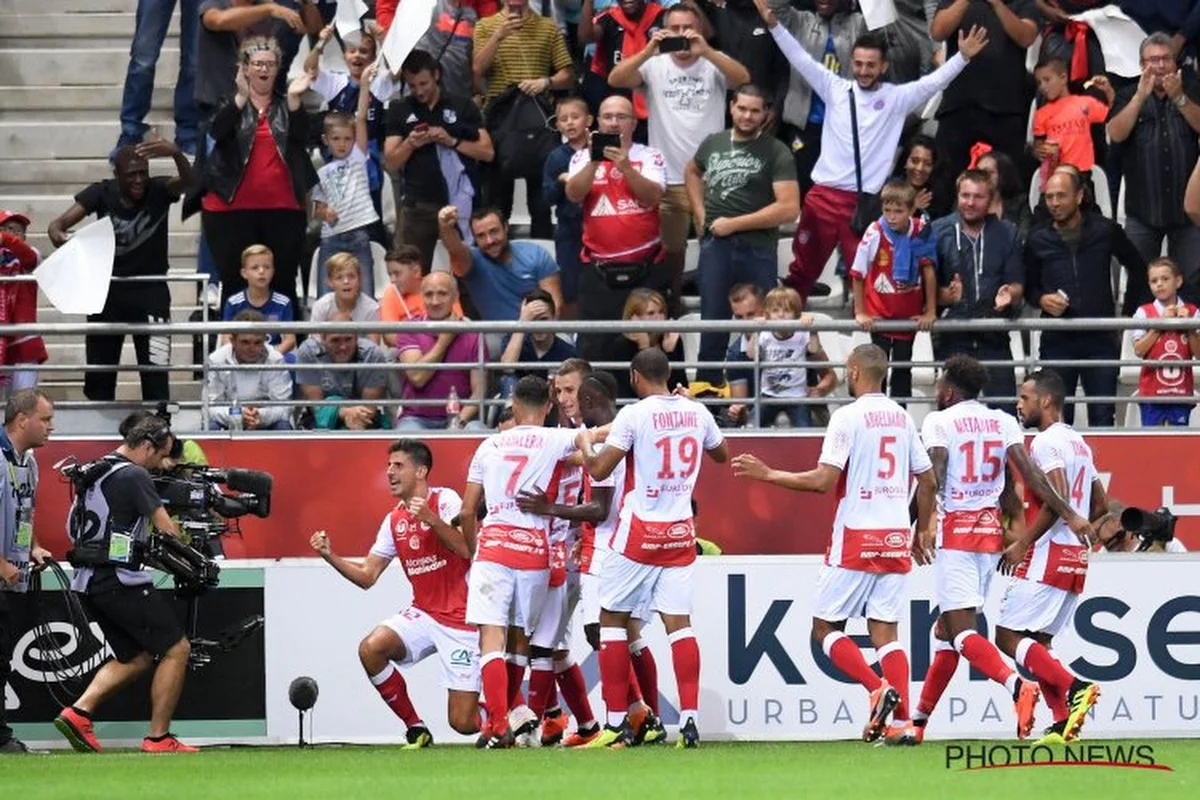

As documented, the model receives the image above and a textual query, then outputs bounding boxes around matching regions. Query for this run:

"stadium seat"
[679,312,701,383]
[1118,329,1140,388]
[380,170,397,238]
[1091,164,1112,218]
[683,238,701,283]
[370,242,389,298]
[431,241,451,272]
[912,331,936,388]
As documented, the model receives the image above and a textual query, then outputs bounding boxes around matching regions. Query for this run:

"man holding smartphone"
[565,95,669,360]
[608,1,751,311]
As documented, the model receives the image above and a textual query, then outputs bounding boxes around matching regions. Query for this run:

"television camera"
[1119,506,1177,552]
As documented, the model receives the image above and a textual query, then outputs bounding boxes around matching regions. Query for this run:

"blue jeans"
[554,222,583,303]
[758,401,810,428]
[696,235,779,384]
[317,228,375,298]
[118,0,199,149]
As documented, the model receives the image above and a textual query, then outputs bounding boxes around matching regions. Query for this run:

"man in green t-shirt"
[684,84,800,385]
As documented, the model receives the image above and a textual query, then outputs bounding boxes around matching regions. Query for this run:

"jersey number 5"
[656,436,700,480]
[878,436,897,479]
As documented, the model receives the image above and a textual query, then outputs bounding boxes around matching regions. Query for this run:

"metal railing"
[3,315,1198,432]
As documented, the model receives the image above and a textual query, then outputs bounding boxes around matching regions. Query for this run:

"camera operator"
[53,415,199,754]
[1093,502,1188,554]
[0,390,54,755]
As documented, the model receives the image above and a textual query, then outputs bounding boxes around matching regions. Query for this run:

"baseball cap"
[0,210,31,228]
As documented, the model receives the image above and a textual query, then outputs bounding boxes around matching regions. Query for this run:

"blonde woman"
[601,288,688,397]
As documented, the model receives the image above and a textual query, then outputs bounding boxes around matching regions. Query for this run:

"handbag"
[593,259,651,289]
[848,86,882,237]
[486,87,559,178]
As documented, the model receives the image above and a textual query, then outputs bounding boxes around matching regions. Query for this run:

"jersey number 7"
[503,454,529,497]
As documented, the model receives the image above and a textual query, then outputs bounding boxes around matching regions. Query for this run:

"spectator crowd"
[5,0,1200,430]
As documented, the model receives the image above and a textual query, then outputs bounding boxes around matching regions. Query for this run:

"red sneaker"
[862,680,899,743]
[1014,679,1041,740]
[54,708,102,753]
[540,711,570,747]
[141,734,199,753]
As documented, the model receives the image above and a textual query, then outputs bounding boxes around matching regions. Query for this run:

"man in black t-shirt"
[47,141,194,402]
[384,49,494,272]
[55,415,197,754]
[931,0,1040,205]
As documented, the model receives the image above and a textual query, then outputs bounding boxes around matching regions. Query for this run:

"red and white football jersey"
[820,393,932,573]
[369,487,472,630]
[546,458,584,587]
[606,394,723,566]
[1017,422,1096,594]
[579,452,627,575]
[922,400,1024,553]
[466,425,578,570]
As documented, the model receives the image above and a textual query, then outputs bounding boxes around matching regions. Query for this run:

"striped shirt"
[312,146,379,237]
[473,10,572,103]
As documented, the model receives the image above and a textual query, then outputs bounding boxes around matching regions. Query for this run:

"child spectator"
[312,63,381,296]
[752,286,834,428]
[0,210,46,397]
[206,310,294,431]
[222,244,297,357]
[1032,56,1113,198]
[852,179,937,405]
[310,253,381,344]
[378,245,464,347]
[1131,257,1200,427]
[542,96,592,319]
[499,289,577,395]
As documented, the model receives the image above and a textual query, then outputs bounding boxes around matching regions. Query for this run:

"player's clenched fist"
[437,206,459,227]
[310,530,332,557]
[408,495,434,523]
[731,452,771,481]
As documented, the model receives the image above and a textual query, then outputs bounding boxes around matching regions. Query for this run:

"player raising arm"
[460,376,580,749]
[577,348,728,749]
[733,344,935,745]
[994,370,1106,744]
[310,440,478,749]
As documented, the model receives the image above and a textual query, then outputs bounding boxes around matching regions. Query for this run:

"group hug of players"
[311,343,1105,749]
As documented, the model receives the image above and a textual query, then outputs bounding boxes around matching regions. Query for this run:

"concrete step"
[0,156,184,192]
[0,85,174,111]
[0,48,179,88]
[0,120,178,160]
[4,0,139,15]
[3,11,176,38]
[45,339,200,366]
[40,380,204,404]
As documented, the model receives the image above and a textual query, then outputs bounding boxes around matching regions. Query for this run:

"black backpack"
[486,86,558,178]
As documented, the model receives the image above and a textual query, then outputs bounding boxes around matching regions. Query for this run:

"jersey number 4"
[655,436,700,480]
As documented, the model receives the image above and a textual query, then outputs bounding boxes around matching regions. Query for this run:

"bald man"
[396,274,489,431]
[566,95,671,360]
[734,344,937,746]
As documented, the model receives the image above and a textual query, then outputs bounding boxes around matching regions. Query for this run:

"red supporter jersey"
[921,400,1024,553]
[605,394,723,567]
[467,425,578,570]
[849,217,932,340]
[567,144,666,263]
[1135,301,1197,399]
[369,487,472,631]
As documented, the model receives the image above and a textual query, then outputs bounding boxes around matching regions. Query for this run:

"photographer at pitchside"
[53,414,197,754]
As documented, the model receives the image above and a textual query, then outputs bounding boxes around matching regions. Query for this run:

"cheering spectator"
[851,179,937,404]
[1032,56,1113,200]
[608,2,751,302]
[599,288,688,397]
[395,273,488,430]
[474,0,574,238]
[684,83,799,385]
[438,206,562,327]
[499,290,578,394]
[931,169,1025,413]
[1107,33,1200,299]
[930,0,1039,190]
[196,0,321,116]
[751,286,833,427]
[310,254,381,344]
[757,0,988,302]
[581,0,668,128]
[47,140,195,402]
[385,49,494,271]
[1024,170,1149,427]
[115,0,200,157]
[566,95,668,359]
[1131,257,1200,427]
[379,246,464,347]
[769,0,865,194]
[542,96,593,318]
[895,134,937,221]
[206,310,294,430]
[200,38,316,309]
[312,64,381,296]
[295,310,389,430]
[697,0,789,110]
[221,244,297,357]
[0,212,45,398]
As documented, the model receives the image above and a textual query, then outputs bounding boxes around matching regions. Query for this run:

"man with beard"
[684,83,799,385]
[47,142,194,402]
[911,355,1094,744]
[930,169,1025,416]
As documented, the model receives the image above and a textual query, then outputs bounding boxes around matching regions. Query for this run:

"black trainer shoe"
[675,717,700,749]
[634,712,667,746]
[0,738,30,754]
[402,725,433,750]
[484,726,516,750]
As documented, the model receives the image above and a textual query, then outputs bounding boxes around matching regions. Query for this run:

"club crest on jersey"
[395,519,408,535]
[408,534,422,551]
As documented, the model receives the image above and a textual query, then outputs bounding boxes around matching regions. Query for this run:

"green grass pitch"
[5,740,1198,799]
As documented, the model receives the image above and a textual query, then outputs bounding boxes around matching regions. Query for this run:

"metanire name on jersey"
[652,410,699,431]
[952,416,1003,434]
[863,410,908,429]
[404,554,448,576]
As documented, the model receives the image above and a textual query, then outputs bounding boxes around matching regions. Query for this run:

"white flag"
[859,0,898,31]
[380,0,438,75]
[35,217,115,315]
[335,0,370,45]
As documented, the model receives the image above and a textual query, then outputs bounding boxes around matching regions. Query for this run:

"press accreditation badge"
[15,521,32,549]
[108,532,133,563]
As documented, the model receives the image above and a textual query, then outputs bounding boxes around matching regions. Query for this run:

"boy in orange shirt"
[379,245,463,348]
[1032,56,1113,198]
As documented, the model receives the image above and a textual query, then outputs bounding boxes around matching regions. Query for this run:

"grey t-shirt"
[309,292,380,324]
[295,336,389,398]
[71,457,164,594]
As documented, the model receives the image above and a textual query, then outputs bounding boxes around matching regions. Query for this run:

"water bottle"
[229,384,243,432]
[446,386,462,430]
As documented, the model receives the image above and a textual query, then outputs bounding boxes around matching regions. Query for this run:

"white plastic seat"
[912,331,936,387]
[678,312,701,383]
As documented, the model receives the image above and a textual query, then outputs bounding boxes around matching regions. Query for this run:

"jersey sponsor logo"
[408,533,422,551]
[884,532,908,549]
[591,195,618,217]
[449,648,473,668]
[667,522,692,539]
[509,529,538,545]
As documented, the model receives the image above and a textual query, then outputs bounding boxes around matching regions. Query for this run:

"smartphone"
[413,122,429,134]
[659,36,690,53]
[591,132,621,161]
